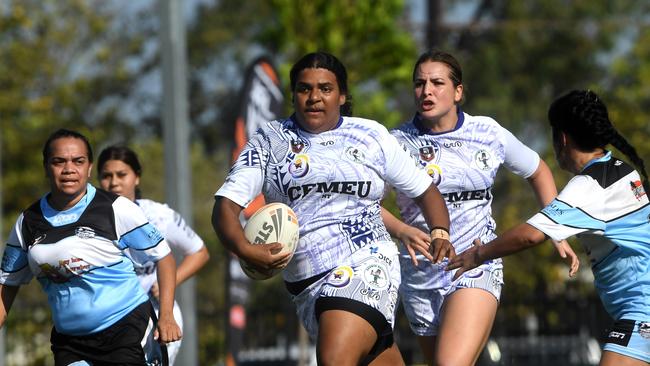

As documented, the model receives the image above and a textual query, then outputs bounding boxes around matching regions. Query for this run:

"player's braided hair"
[548,89,649,191]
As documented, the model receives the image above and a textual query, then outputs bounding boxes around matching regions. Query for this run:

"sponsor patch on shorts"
[325,266,353,288]
[605,319,635,346]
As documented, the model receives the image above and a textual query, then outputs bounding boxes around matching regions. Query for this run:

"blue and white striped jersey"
[216,115,432,282]
[528,152,650,320]
[391,111,541,255]
[0,185,171,335]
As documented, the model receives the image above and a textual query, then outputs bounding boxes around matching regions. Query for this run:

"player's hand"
[552,239,579,277]
[446,239,481,280]
[155,314,182,344]
[395,225,433,266]
[429,238,455,264]
[240,242,292,272]
[149,282,160,299]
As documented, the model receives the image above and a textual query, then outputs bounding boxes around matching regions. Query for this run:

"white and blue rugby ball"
[240,202,300,280]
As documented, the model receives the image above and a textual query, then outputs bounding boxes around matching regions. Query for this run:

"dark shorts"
[51,301,162,366]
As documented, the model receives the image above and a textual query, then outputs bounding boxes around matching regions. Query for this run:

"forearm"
[155,254,177,319]
[380,206,409,237]
[414,184,450,232]
[527,159,558,207]
[0,284,19,328]
[175,246,210,286]
[211,197,249,257]
[478,223,546,262]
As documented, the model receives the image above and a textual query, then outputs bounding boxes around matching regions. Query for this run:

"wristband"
[430,228,450,241]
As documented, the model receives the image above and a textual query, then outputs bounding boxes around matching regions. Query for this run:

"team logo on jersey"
[326,265,353,288]
[290,138,306,153]
[630,180,646,201]
[288,154,310,178]
[32,234,47,246]
[345,146,365,164]
[419,145,437,162]
[75,226,95,239]
[474,149,493,171]
[363,263,388,289]
[425,163,442,185]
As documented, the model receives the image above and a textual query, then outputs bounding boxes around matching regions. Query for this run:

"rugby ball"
[240,202,300,280]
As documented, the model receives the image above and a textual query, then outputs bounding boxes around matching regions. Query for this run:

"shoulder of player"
[580,157,635,189]
[389,119,417,136]
[340,116,391,136]
[462,112,503,130]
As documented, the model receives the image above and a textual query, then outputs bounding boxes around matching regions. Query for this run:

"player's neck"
[420,112,458,133]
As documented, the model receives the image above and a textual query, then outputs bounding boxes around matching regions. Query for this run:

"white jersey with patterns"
[392,111,540,257]
[130,198,204,292]
[216,115,432,282]
[0,185,171,335]
[528,152,650,321]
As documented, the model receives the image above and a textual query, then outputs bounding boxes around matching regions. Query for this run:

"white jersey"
[391,111,540,254]
[216,115,432,282]
[129,199,204,292]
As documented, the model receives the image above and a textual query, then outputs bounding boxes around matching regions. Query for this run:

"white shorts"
[291,241,401,341]
[399,255,503,337]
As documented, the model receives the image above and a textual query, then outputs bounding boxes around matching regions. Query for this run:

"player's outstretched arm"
[526,159,580,276]
[0,284,19,329]
[447,223,545,280]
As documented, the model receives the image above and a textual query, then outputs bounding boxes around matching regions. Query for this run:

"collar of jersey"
[580,150,612,172]
[413,107,465,135]
[41,184,96,227]
[290,114,344,133]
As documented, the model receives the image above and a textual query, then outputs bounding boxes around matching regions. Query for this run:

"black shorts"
[51,301,156,366]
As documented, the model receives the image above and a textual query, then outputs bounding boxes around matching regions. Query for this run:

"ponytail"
[609,130,650,192]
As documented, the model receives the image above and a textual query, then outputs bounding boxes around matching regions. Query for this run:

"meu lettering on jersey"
[442,188,492,203]
[287,181,372,201]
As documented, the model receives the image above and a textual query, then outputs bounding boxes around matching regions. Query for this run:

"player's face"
[99,160,140,202]
[292,68,346,133]
[413,61,463,123]
[45,137,92,210]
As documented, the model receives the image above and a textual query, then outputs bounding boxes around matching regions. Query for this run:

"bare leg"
[368,342,405,366]
[416,335,436,366]
[434,288,498,366]
[317,309,377,366]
